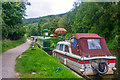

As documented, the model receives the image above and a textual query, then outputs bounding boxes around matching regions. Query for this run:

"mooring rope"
[55,56,82,73]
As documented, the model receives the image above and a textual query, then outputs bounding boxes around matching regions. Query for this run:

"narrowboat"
[53,33,116,75]
[31,36,63,54]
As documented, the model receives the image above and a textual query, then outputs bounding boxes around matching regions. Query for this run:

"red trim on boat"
[107,60,116,63]
[80,61,90,64]
[56,52,64,57]
[55,52,90,64]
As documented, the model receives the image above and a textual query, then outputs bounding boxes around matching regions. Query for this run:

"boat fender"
[112,67,117,71]
[64,53,67,65]
[80,68,85,72]
[91,61,99,70]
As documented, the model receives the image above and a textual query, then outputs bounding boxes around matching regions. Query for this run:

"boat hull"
[53,50,116,76]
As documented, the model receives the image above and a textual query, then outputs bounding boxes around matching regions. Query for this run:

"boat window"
[56,44,59,49]
[59,44,64,51]
[65,45,69,53]
[71,39,77,47]
[87,39,101,49]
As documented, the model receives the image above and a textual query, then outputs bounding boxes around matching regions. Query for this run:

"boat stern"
[82,56,116,76]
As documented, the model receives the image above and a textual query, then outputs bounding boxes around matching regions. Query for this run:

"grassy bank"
[2,36,27,53]
[15,43,82,79]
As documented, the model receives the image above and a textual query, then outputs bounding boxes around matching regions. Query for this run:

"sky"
[25,0,76,18]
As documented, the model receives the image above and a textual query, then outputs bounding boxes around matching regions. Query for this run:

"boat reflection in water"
[53,33,116,78]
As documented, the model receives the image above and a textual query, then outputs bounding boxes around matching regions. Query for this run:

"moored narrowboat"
[53,33,116,75]
[31,36,63,54]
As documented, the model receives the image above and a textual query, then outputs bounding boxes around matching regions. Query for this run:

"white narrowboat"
[53,33,116,75]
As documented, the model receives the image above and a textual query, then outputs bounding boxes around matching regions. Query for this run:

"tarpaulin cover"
[71,33,112,57]
[73,33,102,39]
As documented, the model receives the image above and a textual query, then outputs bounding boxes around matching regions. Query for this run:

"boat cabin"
[70,33,112,57]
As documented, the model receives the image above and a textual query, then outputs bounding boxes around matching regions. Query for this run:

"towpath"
[1,39,31,78]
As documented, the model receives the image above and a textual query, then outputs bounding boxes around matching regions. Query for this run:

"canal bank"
[15,42,82,79]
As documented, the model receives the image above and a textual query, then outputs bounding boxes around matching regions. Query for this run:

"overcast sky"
[25,0,76,18]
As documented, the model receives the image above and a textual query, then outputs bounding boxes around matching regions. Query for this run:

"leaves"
[2,2,28,40]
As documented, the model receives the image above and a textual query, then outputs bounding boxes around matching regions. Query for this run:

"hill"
[25,13,66,25]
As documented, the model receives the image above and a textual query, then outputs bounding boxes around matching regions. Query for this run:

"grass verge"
[2,36,27,53]
[15,43,83,79]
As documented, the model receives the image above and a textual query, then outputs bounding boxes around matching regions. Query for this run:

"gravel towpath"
[1,39,31,78]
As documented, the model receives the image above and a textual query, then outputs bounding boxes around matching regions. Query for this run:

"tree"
[50,16,60,33]
[2,2,26,26]
[26,23,38,36]
[2,2,28,40]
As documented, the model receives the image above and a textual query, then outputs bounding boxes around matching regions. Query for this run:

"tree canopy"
[2,2,29,40]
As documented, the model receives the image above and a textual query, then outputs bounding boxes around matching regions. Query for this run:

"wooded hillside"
[25,2,120,50]
[25,13,66,25]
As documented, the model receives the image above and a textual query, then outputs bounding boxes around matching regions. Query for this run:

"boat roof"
[73,33,102,39]
[38,36,51,39]
[57,41,70,45]
[31,36,51,39]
